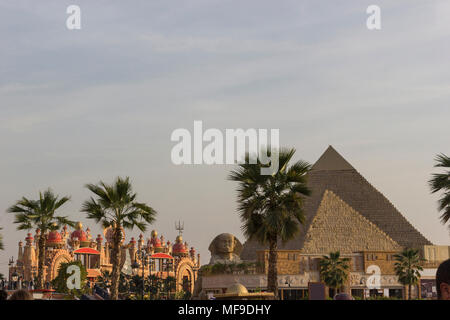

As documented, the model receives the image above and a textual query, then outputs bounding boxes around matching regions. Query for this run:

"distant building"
[9,223,200,294]
[201,146,449,299]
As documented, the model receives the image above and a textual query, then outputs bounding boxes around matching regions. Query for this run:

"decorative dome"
[227,283,248,295]
[172,235,187,254]
[150,230,161,248]
[71,222,88,242]
[47,230,63,247]
[47,230,63,242]
[152,238,161,247]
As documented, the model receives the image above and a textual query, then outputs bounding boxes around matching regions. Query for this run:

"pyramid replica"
[241,146,432,260]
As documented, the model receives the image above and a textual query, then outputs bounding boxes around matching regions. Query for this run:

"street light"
[11,272,19,290]
[284,277,293,300]
[131,261,140,275]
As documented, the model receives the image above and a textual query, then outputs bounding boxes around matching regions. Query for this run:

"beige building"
[201,146,449,299]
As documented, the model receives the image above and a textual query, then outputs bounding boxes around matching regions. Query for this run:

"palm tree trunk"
[37,233,46,289]
[408,284,412,300]
[267,235,278,298]
[109,226,122,300]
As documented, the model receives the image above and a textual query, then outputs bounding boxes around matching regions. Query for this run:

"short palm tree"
[163,275,177,298]
[229,148,311,297]
[429,153,450,228]
[7,189,74,289]
[81,176,157,300]
[97,270,112,289]
[394,248,424,300]
[319,251,350,296]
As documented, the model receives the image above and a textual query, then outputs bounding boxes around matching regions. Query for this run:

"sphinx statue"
[208,233,242,264]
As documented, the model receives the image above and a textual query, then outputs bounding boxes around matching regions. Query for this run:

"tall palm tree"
[394,248,424,300]
[7,189,73,289]
[81,176,157,300]
[229,148,311,297]
[319,251,350,296]
[429,153,450,228]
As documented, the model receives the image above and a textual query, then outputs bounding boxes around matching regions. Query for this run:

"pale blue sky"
[1,0,450,274]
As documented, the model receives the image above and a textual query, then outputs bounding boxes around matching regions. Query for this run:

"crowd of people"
[1,259,449,301]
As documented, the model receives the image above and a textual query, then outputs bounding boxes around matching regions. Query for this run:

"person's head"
[8,289,33,300]
[0,290,8,300]
[333,293,353,300]
[436,259,450,300]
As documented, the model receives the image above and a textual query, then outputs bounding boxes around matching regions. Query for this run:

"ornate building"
[9,222,200,294]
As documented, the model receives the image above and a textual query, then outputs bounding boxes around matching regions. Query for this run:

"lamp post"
[284,277,293,300]
[8,257,14,290]
[11,272,19,290]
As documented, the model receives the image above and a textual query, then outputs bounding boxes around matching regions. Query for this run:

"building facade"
[200,146,449,299]
[9,222,200,294]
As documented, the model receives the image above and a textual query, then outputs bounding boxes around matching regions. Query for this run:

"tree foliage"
[81,176,157,300]
[394,248,424,300]
[429,153,450,227]
[7,189,74,289]
[229,147,311,296]
[319,251,350,294]
[51,260,89,298]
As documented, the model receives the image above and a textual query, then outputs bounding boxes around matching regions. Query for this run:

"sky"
[1,0,450,275]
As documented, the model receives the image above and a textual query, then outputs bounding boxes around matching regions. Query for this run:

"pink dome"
[71,229,87,242]
[172,235,187,254]
[150,237,161,248]
[47,230,63,244]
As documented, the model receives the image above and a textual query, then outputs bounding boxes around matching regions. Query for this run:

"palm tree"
[163,276,177,298]
[319,251,350,297]
[394,248,424,300]
[229,148,311,297]
[7,189,73,289]
[81,176,157,300]
[147,274,161,298]
[429,154,450,228]
[97,270,112,289]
